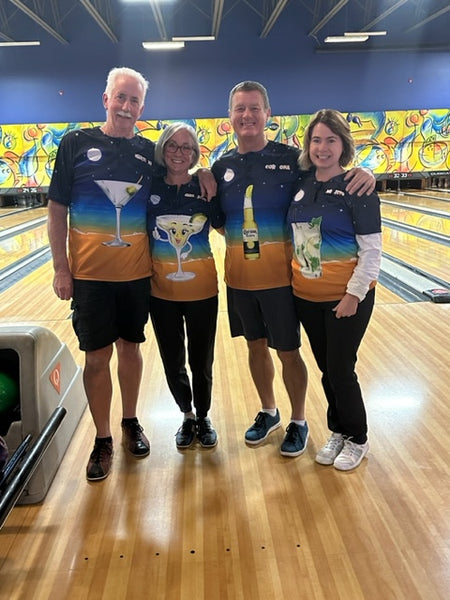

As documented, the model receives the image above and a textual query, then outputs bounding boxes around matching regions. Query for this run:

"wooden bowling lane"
[0,260,72,322]
[1,300,449,600]
[403,188,450,203]
[0,224,49,273]
[0,206,49,279]
[373,282,406,304]
[381,203,450,236]
[0,206,48,230]
[382,226,449,282]
[1,202,449,600]
[380,191,450,211]
[424,187,450,198]
[379,190,450,285]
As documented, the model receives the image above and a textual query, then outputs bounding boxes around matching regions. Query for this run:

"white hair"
[104,67,149,103]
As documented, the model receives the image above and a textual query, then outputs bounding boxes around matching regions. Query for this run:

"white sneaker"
[334,439,369,471]
[315,433,345,465]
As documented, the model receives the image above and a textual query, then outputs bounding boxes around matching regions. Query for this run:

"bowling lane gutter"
[0,214,51,293]
[381,199,449,219]
[380,208,449,301]
[381,218,450,247]
[0,205,42,221]
[0,217,47,241]
[394,191,450,204]
[379,251,449,303]
[0,247,51,293]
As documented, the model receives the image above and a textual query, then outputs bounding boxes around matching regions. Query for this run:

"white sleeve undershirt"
[346,232,382,301]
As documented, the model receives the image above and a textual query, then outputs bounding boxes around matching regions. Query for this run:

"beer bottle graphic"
[242,184,260,259]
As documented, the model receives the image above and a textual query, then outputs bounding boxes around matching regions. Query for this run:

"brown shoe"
[121,420,150,457]
[86,438,113,481]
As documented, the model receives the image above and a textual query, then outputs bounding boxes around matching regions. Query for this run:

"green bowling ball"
[0,372,19,413]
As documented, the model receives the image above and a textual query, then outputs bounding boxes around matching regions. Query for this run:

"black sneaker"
[196,417,218,448]
[121,419,150,457]
[176,418,197,449]
[86,438,113,481]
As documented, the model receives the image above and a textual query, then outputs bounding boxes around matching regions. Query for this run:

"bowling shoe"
[121,419,150,457]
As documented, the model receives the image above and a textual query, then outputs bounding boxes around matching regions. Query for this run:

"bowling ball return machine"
[0,325,87,517]
[0,407,66,529]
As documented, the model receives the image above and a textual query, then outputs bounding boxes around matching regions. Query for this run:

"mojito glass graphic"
[95,179,142,247]
[291,216,323,278]
[154,213,207,281]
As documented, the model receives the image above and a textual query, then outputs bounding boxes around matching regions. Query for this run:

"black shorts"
[226,286,300,351]
[71,278,151,352]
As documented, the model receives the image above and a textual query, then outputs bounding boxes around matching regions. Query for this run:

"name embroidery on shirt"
[325,188,345,197]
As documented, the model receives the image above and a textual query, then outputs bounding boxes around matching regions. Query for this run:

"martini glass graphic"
[155,213,207,280]
[95,179,142,247]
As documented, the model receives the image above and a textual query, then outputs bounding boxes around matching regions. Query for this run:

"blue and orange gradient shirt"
[287,173,381,302]
[212,141,300,291]
[147,176,225,301]
[48,127,154,281]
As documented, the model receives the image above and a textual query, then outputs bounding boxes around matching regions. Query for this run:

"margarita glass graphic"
[95,179,142,247]
[154,213,207,280]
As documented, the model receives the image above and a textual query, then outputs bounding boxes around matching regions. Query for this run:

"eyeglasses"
[165,141,194,155]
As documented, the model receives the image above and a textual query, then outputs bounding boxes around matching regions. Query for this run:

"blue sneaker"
[245,410,281,445]
[280,422,309,457]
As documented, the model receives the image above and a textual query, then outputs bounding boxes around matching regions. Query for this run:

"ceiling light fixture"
[172,36,215,42]
[325,35,368,43]
[142,41,185,50]
[0,41,40,47]
[325,30,387,43]
[344,31,387,37]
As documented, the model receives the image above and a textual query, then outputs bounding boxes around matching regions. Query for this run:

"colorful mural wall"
[0,108,449,194]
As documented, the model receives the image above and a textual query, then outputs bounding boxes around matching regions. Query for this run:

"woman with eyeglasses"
[147,123,225,449]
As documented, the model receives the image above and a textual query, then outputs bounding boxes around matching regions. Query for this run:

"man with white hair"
[47,67,214,480]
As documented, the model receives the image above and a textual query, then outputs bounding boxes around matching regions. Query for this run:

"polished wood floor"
[0,195,449,599]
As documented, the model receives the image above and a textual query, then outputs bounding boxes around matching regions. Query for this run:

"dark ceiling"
[1,0,449,54]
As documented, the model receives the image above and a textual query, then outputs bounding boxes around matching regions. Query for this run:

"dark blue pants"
[294,289,375,444]
[149,295,218,419]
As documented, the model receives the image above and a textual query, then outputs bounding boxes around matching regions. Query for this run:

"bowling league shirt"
[48,127,154,282]
[287,172,381,302]
[212,141,301,291]
[147,176,225,301]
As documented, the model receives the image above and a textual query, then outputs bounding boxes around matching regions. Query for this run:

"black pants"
[149,295,218,419]
[294,289,375,444]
